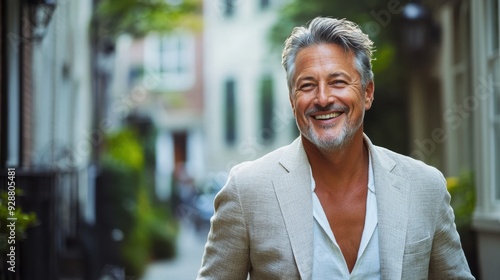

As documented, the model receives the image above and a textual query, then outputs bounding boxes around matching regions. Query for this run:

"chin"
[312,137,349,152]
[305,125,360,152]
[306,132,348,152]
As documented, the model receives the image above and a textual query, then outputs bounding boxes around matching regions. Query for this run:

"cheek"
[343,98,365,118]
[355,94,367,108]
[293,97,307,113]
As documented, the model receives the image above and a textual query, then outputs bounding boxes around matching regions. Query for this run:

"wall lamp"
[28,0,56,42]
[401,0,440,55]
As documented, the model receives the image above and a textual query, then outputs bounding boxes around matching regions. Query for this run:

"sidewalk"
[142,221,208,280]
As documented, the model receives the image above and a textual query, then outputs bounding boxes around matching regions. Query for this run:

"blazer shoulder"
[374,145,445,185]
[230,144,290,180]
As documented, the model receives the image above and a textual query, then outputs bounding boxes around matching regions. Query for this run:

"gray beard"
[299,113,364,152]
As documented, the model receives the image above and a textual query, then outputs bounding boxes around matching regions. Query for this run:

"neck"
[302,130,368,191]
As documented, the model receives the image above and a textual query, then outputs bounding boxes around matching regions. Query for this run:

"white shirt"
[311,153,381,279]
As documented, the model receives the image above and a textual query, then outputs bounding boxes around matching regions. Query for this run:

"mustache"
[305,104,349,115]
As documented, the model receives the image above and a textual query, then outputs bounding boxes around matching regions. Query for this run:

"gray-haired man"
[198,17,474,279]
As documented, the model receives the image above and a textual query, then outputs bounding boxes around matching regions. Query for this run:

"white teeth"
[314,112,341,120]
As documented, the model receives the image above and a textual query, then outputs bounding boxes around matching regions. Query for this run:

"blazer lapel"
[365,136,410,279]
[273,135,410,279]
[273,137,313,280]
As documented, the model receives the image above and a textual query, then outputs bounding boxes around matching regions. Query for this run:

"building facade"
[469,0,500,278]
[111,27,205,200]
[1,0,97,279]
[407,0,499,278]
[203,0,296,184]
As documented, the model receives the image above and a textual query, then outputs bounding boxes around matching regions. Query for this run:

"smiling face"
[290,43,374,152]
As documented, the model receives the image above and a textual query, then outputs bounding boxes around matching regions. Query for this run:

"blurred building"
[203,0,297,182]
[110,0,298,199]
[111,28,205,201]
[465,1,500,278]
[1,0,97,279]
[403,0,499,278]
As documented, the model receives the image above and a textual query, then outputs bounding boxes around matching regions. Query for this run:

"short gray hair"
[282,17,374,93]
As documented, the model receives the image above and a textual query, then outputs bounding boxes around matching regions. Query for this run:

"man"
[197,17,474,279]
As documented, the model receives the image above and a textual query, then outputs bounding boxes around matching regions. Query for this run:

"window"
[494,76,500,200]
[127,66,144,87]
[145,33,195,91]
[224,79,237,145]
[159,34,194,88]
[223,0,236,17]
[260,0,270,10]
[259,76,274,142]
[491,61,500,200]
[488,0,499,52]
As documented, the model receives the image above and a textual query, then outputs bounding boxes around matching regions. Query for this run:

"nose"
[315,84,334,107]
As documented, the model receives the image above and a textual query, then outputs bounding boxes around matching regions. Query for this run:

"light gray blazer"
[197,135,474,279]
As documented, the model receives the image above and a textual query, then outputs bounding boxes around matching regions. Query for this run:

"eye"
[332,80,347,86]
[299,83,315,91]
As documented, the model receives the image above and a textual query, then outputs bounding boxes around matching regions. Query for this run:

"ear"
[364,81,375,110]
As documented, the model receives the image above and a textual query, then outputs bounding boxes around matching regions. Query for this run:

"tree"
[93,0,202,40]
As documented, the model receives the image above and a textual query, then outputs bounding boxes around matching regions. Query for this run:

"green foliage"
[93,0,203,40]
[101,128,145,172]
[0,190,38,254]
[447,171,476,229]
[99,126,178,276]
[122,186,178,276]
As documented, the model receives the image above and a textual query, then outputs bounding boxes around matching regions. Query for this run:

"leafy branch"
[93,0,202,40]
[0,190,38,254]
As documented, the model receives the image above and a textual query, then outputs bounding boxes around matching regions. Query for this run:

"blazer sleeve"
[197,168,251,279]
[429,174,475,280]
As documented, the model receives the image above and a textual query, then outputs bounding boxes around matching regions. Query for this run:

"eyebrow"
[295,76,316,84]
[328,72,351,80]
[294,71,354,87]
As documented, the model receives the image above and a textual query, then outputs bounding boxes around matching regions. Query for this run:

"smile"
[313,112,341,120]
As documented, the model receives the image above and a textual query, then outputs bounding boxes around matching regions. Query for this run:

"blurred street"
[142,221,208,280]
